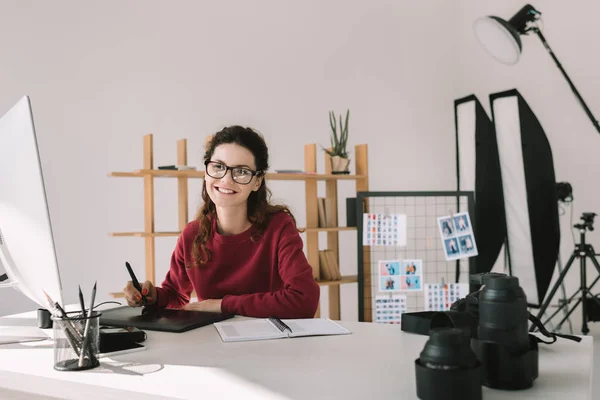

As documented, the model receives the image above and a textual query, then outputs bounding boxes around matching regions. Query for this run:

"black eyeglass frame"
[204,161,264,184]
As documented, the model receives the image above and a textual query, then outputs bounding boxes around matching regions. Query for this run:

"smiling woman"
[122,126,320,319]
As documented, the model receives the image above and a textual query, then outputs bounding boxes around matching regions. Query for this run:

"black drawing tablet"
[99,306,234,333]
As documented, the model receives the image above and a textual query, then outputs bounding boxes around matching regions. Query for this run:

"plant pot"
[331,156,350,174]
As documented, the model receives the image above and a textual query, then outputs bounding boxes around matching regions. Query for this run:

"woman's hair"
[191,125,298,266]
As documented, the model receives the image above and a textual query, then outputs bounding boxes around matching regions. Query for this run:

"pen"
[126,261,147,305]
[79,281,97,367]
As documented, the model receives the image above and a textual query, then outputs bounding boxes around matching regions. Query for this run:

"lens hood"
[471,334,539,390]
[415,328,482,400]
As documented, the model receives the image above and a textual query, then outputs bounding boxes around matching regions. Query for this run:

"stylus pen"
[126,261,147,305]
[79,282,97,367]
[78,285,87,318]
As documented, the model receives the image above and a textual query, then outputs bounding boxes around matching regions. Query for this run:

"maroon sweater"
[154,212,320,318]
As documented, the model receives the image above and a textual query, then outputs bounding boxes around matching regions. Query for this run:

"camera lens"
[415,328,482,400]
[478,276,530,353]
[419,328,477,370]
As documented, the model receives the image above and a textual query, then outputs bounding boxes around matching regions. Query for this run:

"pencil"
[43,290,82,358]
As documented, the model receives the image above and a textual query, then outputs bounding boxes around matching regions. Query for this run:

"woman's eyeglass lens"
[205,161,259,184]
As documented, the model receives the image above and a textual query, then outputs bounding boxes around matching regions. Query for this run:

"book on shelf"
[325,196,336,228]
[317,197,327,228]
[274,169,305,173]
[157,165,197,170]
[319,249,341,281]
[214,317,351,343]
[319,251,332,281]
[325,250,341,280]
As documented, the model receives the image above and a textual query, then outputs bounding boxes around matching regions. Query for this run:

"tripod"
[531,213,600,335]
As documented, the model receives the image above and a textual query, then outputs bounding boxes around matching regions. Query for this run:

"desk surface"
[0,309,594,400]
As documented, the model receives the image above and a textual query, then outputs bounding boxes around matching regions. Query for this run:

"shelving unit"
[109,134,369,319]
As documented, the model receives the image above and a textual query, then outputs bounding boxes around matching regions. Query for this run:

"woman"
[123,126,320,318]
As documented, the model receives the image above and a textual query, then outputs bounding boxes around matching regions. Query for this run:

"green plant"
[324,109,350,158]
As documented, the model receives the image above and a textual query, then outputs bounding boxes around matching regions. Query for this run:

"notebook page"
[214,319,286,342]
[284,318,351,338]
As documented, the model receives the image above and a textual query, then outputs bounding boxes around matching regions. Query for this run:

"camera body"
[411,273,539,399]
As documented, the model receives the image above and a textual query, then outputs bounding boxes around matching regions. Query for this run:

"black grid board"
[356,191,476,321]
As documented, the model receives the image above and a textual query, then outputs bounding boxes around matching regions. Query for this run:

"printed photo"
[400,275,422,291]
[438,216,455,238]
[444,238,460,258]
[458,234,478,256]
[362,213,407,247]
[424,282,470,311]
[438,212,478,261]
[379,260,401,276]
[380,276,401,292]
[401,259,422,275]
[453,212,471,233]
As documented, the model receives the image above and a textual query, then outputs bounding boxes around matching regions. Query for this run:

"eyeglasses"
[204,161,263,184]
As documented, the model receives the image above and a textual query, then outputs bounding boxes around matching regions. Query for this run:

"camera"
[577,212,597,231]
[408,273,539,399]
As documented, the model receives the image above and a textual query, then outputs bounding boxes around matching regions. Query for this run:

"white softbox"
[454,95,506,276]
[489,89,560,307]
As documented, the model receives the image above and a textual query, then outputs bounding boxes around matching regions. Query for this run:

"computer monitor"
[0,96,64,321]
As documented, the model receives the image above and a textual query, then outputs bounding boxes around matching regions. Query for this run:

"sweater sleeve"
[221,218,320,318]
[155,233,194,309]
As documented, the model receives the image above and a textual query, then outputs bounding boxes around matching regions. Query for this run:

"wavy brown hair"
[190,126,299,266]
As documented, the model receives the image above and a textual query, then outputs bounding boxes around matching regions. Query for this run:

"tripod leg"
[585,249,600,317]
[531,251,578,332]
[587,246,600,275]
[542,287,581,326]
[580,252,589,335]
[556,297,584,329]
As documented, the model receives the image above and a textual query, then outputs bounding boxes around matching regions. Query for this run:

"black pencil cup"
[52,311,102,371]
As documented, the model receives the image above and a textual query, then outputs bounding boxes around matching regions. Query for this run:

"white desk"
[0,309,594,400]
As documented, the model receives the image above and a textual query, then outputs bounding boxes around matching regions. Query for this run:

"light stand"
[531,213,600,335]
[473,4,600,135]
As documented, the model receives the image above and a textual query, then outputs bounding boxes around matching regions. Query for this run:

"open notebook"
[214,317,351,342]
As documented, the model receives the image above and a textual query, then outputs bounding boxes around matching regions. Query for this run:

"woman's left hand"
[183,299,222,313]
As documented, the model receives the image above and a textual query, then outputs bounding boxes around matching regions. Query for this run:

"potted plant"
[324,109,351,174]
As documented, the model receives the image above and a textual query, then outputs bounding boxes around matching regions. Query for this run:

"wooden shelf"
[108,135,369,321]
[303,226,356,233]
[110,232,181,237]
[316,275,358,286]
[110,227,357,238]
[109,169,366,181]
[109,277,357,299]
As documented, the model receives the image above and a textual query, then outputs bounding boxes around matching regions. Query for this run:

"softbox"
[490,89,560,307]
[454,95,506,275]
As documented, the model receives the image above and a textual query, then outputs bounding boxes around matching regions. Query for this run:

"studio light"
[454,95,506,276]
[473,4,600,135]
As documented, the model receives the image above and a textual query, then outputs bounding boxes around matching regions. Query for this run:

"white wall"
[0,0,459,317]
[2,0,598,333]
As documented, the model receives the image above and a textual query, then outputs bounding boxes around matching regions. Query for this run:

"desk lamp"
[472,4,600,135]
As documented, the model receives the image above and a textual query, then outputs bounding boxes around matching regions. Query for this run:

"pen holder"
[52,311,102,371]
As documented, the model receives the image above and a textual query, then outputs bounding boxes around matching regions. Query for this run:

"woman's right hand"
[124,280,157,307]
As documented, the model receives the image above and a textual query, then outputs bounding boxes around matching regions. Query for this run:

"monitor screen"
[0,96,63,309]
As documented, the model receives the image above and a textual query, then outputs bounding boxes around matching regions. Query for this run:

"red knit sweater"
[154,212,320,318]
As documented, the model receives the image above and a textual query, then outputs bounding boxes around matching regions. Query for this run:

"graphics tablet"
[99,306,233,333]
